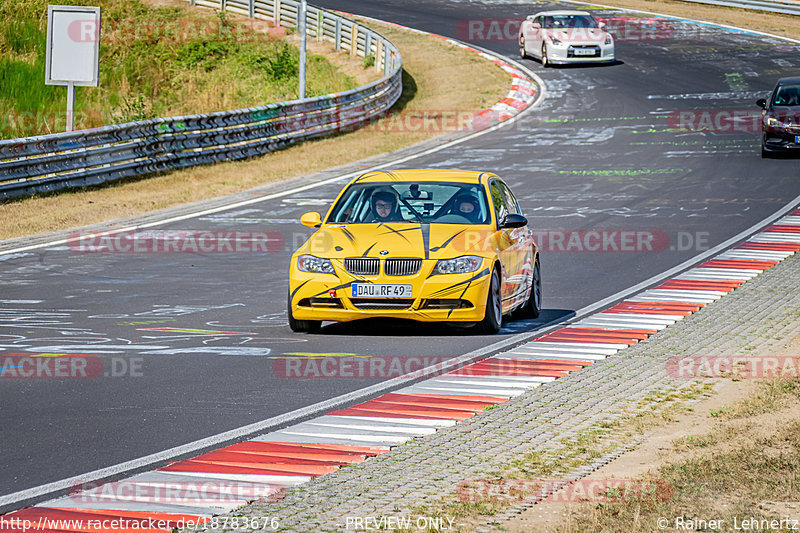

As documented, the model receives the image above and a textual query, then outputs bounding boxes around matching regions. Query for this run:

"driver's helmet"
[370,187,402,222]
[454,194,482,222]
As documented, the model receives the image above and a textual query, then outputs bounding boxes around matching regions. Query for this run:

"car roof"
[533,10,595,16]
[777,77,800,85]
[351,169,497,185]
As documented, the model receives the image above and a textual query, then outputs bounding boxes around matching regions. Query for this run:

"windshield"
[327,182,491,225]
[543,15,599,29]
[772,84,800,107]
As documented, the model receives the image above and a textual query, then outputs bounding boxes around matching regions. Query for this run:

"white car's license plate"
[351,283,412,298]
[574,48,596,56]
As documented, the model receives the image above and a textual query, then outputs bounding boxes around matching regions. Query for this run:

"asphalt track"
[1,0,798,503]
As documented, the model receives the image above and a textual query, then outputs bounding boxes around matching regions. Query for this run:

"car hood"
[546,28,607,43]
[299,223,498,260]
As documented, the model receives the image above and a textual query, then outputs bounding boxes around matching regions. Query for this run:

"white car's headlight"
[433,256,483,275]
[297,255,335,274]
[604,34,613,45]
[549,36,562,45]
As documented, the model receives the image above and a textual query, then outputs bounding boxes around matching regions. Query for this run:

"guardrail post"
[248,0,254,19]
[334,18,341,50]
[364,31,372,58]
[376,39,383,72]
[220,0,225,12]
[351,24,358,56]
[274,0,281,24]
[384,47,391,75]
[317,10,323,41]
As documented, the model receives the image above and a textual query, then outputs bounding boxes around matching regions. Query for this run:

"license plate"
[351,283,412,298]
[795,136,800,144]
[574,48,596,56]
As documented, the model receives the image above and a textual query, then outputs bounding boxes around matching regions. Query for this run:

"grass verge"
[547,377,800,532]
[0,14,509,241]
[409,383,715,532]
[0,0,362,139]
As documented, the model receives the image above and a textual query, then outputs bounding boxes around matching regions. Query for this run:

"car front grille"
[421,299,473,310]
[350,298,415,310]
[385,258,423,276]
[298,298,344,308]
[344,257,380,276]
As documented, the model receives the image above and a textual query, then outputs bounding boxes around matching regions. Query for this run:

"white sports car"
[519,10,615,66]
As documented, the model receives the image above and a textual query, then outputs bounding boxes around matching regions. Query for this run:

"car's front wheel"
[761,139,772,159]
[541,44,550,67]
[475,268,502,334]
[287,292,321,333]
[519,36,528,59]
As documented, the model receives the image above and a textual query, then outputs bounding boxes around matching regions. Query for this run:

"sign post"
[298,0,306,99]
[45,5,101,133]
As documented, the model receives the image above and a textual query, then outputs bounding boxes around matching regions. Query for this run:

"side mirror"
[500,213,528,229]
[598,21,606,29]
[300,212,322,228]
[756,98,767,109]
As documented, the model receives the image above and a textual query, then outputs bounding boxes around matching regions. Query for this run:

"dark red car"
[757,76,800,158]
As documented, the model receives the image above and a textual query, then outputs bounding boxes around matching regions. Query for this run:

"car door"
[490,180,529,313]
[530,15,544,57]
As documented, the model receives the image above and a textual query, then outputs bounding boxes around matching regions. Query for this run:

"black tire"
[287,292,321,333]
[475,269,502,334]
[519,36,528,59]
[516,256,542,319]
[541,44,550,67]
[761,142,772,159]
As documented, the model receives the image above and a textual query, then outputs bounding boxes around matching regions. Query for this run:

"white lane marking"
[300,420,437,436]
[717,250,793,260]
[521,342,621,354]
[148,471,312,485]
[568,320,668,331]
[277,430,410,444]
[324,415,456,428]
[38,496,219,515]
[748,233,800,243]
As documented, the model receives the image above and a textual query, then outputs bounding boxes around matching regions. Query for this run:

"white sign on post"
[46,5,101,132]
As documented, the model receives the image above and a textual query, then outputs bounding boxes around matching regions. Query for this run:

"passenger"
[369,189,404,223]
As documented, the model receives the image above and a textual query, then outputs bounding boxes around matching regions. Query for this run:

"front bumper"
[547,42,615,64]
[289,259,492,323]
[763,129,800,152]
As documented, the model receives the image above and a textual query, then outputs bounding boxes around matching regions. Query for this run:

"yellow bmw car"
[288,169,541,334]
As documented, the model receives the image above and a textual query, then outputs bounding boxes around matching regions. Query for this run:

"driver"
[369,188,404,222]
[454,194,482,223]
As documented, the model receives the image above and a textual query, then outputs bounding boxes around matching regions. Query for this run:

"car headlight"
[432,256,483,275]
[765,116,782,127]
[297,255,335,274]
[549,36,562,45]
[604,34,613,45]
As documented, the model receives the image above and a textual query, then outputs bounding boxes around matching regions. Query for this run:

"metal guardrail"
[0,0,402,200]
[680,0,800,16]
